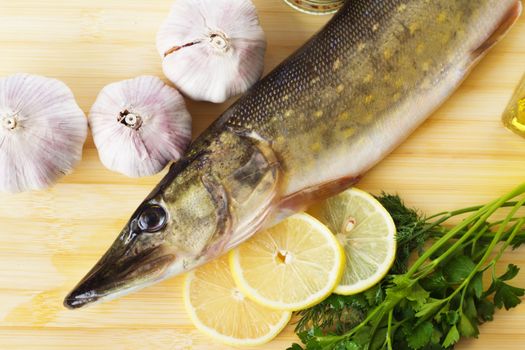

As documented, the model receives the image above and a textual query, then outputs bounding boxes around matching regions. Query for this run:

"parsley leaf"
[443,255,475,284]
[458,312,479,338]
[442,325,460,348]
[495,283,524,310]
[486,264,525,310]
[406,321,433,349]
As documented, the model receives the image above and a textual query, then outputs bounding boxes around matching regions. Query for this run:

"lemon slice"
[309,187,396,295]
[230,213,344,311]
[184,255,291,346]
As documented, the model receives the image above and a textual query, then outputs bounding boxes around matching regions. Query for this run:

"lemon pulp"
[184,256,291,346]
[309,187,396,295]
[230,213,345,311]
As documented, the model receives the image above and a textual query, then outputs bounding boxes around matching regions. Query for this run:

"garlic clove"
[157,0,267,103]
[0,74,88,193]
[89,76,192,178]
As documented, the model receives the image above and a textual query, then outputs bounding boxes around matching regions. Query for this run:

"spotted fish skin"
[198,0,522,204]
[65,0,521,309]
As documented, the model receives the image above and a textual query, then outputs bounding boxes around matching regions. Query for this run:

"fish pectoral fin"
[279,175,360,215]
[471,1,522,60]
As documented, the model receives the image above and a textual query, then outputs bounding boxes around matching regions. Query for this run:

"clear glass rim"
[282,0,344,15]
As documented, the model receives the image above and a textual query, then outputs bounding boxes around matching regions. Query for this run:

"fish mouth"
[63,247,176,309]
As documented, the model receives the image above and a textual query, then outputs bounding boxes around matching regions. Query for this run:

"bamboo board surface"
[1,1,525,349]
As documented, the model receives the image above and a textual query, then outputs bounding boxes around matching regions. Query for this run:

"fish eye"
[138,205,167,233]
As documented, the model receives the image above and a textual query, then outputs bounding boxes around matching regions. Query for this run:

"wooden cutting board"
[1,1,525,349]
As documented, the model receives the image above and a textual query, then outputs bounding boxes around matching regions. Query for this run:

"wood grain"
[1,1,525,349]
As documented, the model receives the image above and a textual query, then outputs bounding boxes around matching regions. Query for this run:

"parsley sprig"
[291,184,525,350]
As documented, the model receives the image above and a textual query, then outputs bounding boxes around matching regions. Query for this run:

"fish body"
[65,0,522,308]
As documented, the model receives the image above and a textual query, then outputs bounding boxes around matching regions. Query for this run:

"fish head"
[64,129,280,309]
[63,155,229,309]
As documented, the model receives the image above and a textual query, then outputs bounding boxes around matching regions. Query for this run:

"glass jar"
[282,0,344,15]
[502,73,525,138]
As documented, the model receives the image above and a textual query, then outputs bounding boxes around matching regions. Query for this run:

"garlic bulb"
[89,76,192,178]
[157,0,267,103]
[0,74,88,193]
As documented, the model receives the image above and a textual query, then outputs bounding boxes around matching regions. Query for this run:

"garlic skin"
[157,0,267,103]
[0,74,88,193]
[89,76,192,178]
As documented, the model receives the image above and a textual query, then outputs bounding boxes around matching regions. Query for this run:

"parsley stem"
[403,202,523,250]
[469,225,489,257]
[430,218,525,261]
[368,308,387,350]
[424,202,519,223]
[386,310,394,350]
[487,215,524,228]
[486,218,524,270]
[424,205,486,221]
[406,184,525,279]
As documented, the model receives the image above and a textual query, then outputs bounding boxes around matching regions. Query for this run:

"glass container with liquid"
[502,73,525,137]
[283,0,344,15]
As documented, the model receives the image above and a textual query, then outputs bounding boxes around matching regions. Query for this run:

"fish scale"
[65,0,522,309]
